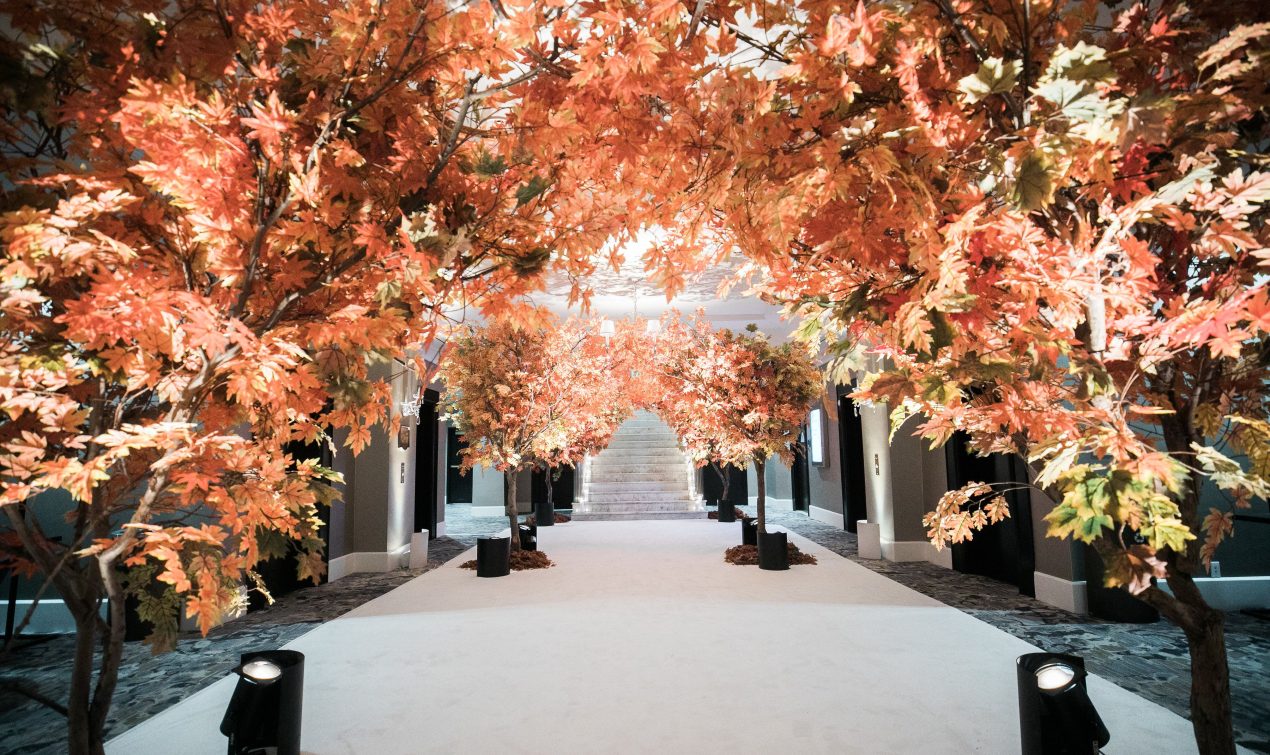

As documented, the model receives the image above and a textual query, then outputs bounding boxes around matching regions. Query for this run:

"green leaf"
[957,58,1021,103]
[474,150,508,177]
[374,279,402,307]
[928,309,955,355]
[793,315,823,345]
[1153,164,1218,206]
[515,175,551,207]
[1078,513,1114,542]
[1034,79,1110,122]
[1044,502,1081,539]
[1043,42,1114,83]
[1011,152,1054,211]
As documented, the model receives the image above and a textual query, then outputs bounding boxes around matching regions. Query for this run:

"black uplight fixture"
[1017,653,1111,754]
[221,649,305,755]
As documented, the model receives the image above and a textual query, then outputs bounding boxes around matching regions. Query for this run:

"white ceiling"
[526,242,797,341]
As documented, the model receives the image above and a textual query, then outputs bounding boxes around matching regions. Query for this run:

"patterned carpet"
[1,505,1266,753]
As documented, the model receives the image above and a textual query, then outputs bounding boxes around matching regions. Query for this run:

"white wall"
[329,361,419,580]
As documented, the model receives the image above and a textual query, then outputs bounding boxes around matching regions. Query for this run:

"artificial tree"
[653,313,821,562]
[440,315,630,551]
[652,2,1269,750]
[0,2,646,751]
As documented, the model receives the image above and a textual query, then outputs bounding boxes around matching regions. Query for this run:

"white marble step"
[576,501,703,512]
[595,472,688,482]
[588,490,696,503]
[589,480,687,491]
[589,479,686,491]
[570,510,707,521]
[591,465,686,475]
[591,464,688,475]
[591,447,685,457]
[608,439,679,445]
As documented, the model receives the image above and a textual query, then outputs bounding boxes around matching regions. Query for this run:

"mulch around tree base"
[460,550,554,571]
[723,543,818,566]
[524,513,571,525]
[708,508,743,520]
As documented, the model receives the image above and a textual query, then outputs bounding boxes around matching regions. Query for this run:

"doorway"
[790,433,811,512]
[944,432,1035,596]
[837,391,868,533]
[445,425,473,504]
[414,390,440,538]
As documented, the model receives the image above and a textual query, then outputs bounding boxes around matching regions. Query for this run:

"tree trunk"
[1156,414,1235,754]
[1183,607,1234,755]
[66,605,99,755]
[711,462,730,507]
[1145,572,1236,755]
[88,562,128,752]
[754,454,766,535]
[505,471,520,552]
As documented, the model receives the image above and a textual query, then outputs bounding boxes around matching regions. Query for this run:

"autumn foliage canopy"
[1,0,1268,752]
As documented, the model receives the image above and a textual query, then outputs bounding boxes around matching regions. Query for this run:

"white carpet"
[108,520,1224,754]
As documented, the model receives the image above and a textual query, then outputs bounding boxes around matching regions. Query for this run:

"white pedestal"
[409,530,430,569]
[857,521,882,560]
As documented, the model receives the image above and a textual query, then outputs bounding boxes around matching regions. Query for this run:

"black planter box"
[717,503,737,523]
[741,518,758,546]
[758,530,789,571]
[518,524,537,552]
[534,496,555,526]
[476,536,511,577]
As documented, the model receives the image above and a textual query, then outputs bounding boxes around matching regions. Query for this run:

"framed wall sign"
[807,407,826,467]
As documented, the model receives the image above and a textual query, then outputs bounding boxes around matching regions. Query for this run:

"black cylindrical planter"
[757,530,789,571]
[1017,652,1110,754]
[717,502,737,523]
[534,495,555,527]
[518,523,537,552]
[476,536,511,577]
[741,518,758,546]
[220,649,304,755]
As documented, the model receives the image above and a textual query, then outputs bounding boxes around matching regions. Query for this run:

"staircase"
[572,411,707,521]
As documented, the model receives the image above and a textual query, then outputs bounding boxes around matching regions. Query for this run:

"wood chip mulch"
[459,550,554,571]
[723,543,818,566]
[708,507,743,520]
[524,513,571,525]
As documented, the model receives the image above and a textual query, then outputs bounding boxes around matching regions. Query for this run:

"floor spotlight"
[1017,653,1110,754]
[221,649,305,755]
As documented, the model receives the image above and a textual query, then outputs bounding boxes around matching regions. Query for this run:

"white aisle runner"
[109,521,1227,754]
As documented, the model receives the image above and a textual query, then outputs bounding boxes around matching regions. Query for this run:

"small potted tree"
[441,314,629,570]
[527,340,633,525]
[654,313,822,569]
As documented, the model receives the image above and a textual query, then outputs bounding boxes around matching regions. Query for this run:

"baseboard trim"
[9,599,87,635]
[880,539,930,562]
[9,593,243,636]
[1160,575,1270,611]
[809,506,845,529]
[748,496,794,511]
[328,543,410,582]
[1034,571,1088,615]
